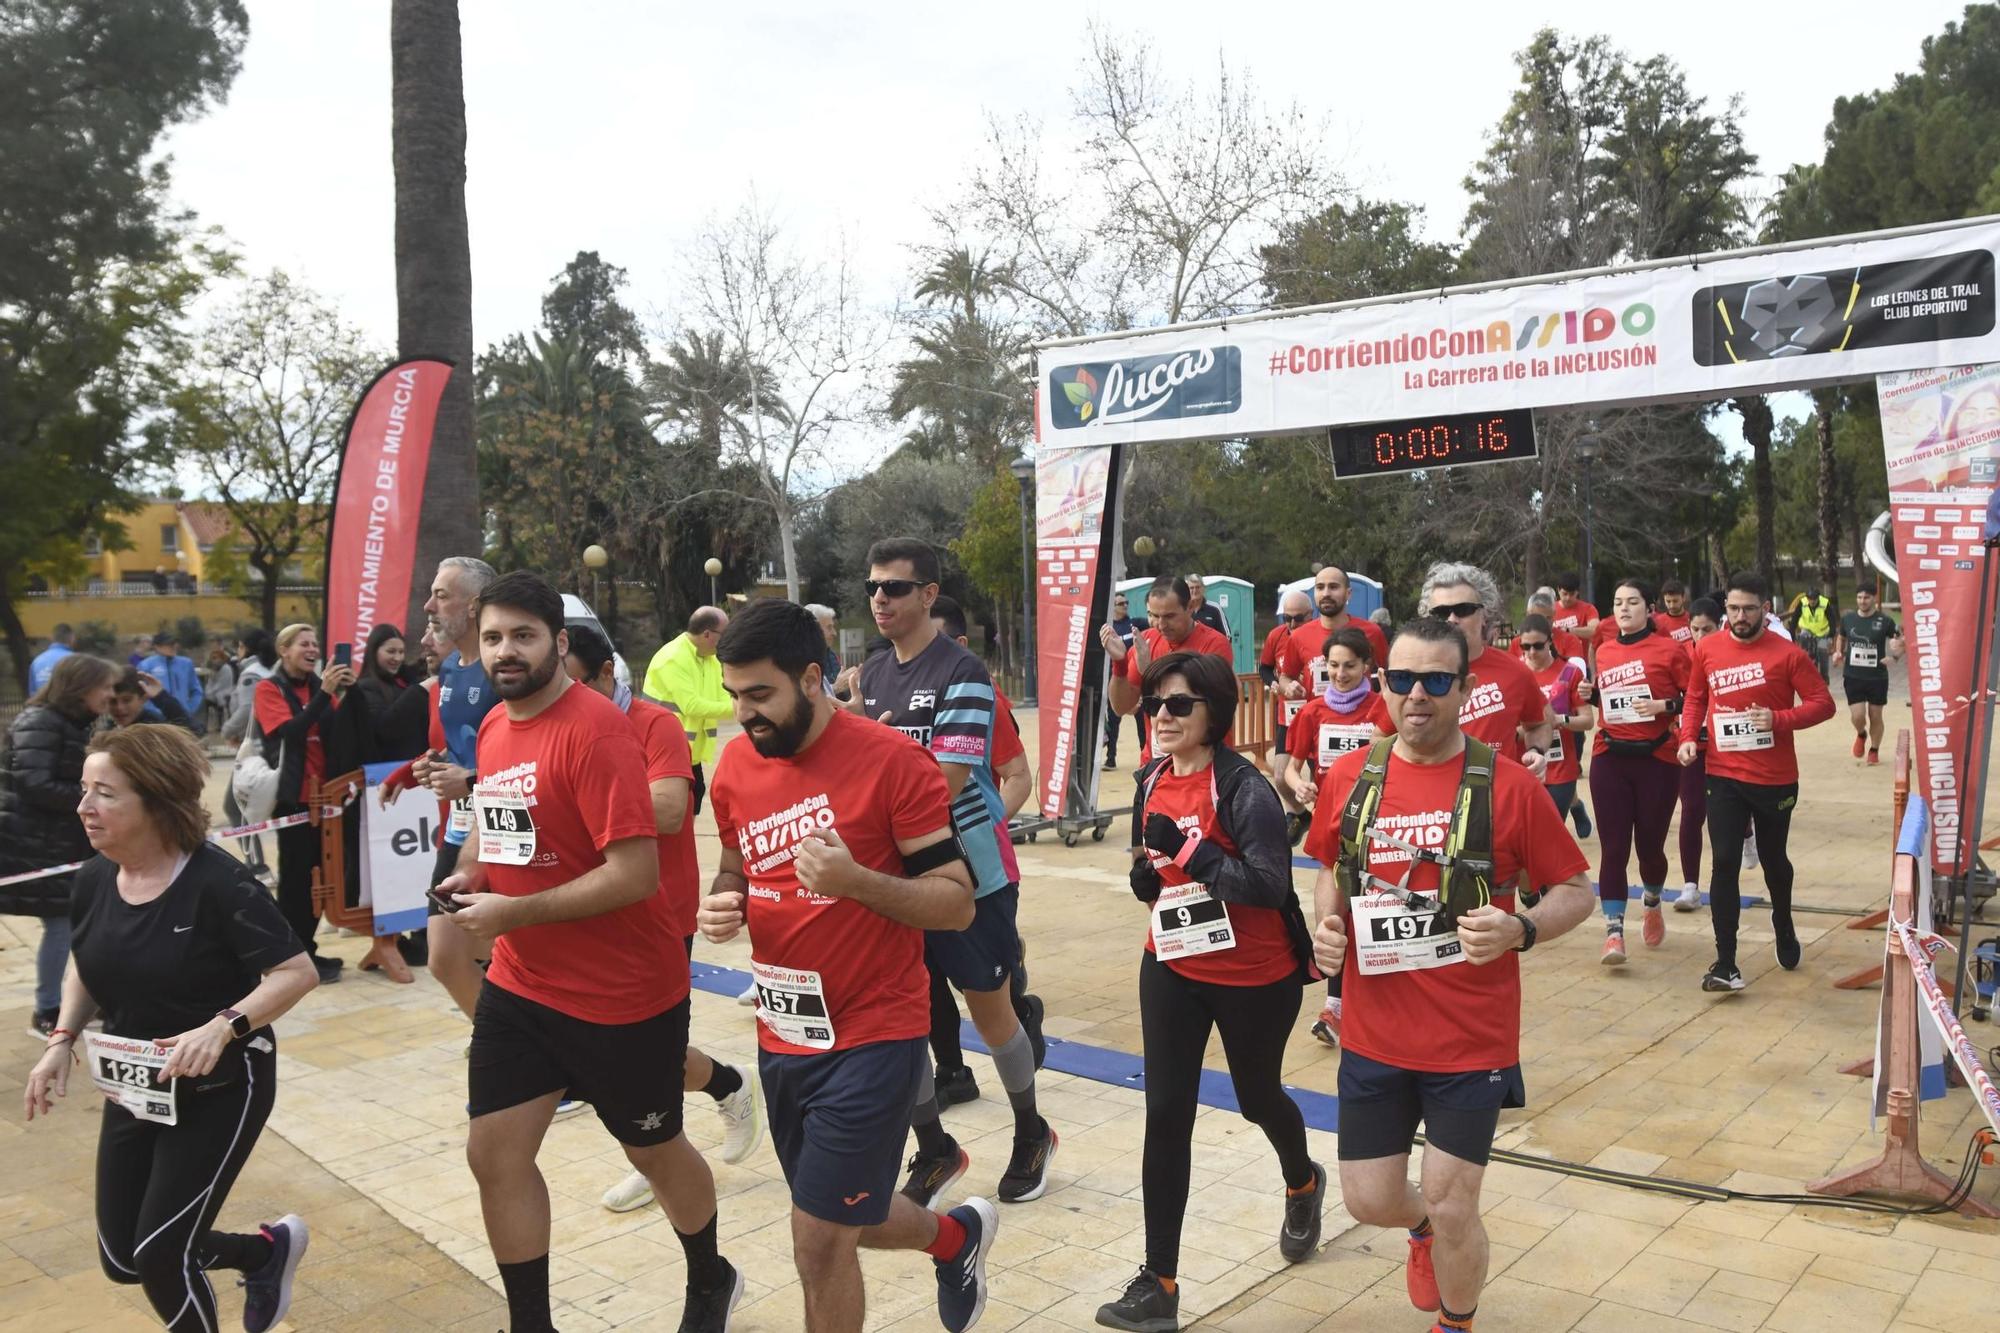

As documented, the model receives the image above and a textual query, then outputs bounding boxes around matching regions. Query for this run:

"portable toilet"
[1276,571,1385,624]
[1199,575,1257,674]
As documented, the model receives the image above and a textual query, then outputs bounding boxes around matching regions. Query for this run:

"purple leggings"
[1678,753,1707,885]
[1588,750,1679,903]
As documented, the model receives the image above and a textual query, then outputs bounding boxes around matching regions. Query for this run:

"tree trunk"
[0,567,32,695]
[777,501,800,602]
[1734,396,1777,591]
[392,0,479,629]
[1813,389,1840,596]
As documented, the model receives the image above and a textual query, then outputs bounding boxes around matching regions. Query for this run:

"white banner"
[1037,218,2000,445]
[362,772,439,936]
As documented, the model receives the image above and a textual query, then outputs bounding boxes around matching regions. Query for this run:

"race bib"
[447,796,473,837]
[1547,729,1566,765]
[1714,711,1774,752]
[1351,891,1462,975]
[474,783,537,865]
[1318,722,1377,769]
[1849,641,1879,668]
[1151,883,1235,960]
[1281,694,1306,726]
[83,1032,176,1125]
[752,961,835,1049]
[1601,683,1655,726]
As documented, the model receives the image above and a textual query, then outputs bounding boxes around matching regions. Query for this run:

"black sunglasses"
[1382,668,1464,697]
[1139,694,1200,718]
[1427,601,1483,620]
[864,578,923,599]
[1517,638,1551,652]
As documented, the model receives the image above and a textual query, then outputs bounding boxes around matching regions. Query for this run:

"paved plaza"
[5,702,2000,1330]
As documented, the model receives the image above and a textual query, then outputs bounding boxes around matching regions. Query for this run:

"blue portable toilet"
[1276,572,1384,622]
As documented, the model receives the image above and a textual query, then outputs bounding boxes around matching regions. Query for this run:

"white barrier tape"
[1896,919,2000,1137]
[0,806,342,888]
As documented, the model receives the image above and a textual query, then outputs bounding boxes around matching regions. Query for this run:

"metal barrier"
[309,768,414,983]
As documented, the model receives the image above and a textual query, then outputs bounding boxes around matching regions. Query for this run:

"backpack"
[1334,736,1495,927]
[231,721,282,827]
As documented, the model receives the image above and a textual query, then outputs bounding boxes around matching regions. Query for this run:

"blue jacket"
[139,653,203,716]
[27,643,71,693]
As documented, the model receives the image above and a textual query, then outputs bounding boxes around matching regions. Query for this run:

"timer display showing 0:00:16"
[1372,416,1514,467]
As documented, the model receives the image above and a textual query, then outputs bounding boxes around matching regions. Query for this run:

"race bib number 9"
[752,962,835,1049]
[1714,711,1774,752]
[1601,684,1655,726]
[1351,892,1462,975]
[1849,642,1879,668]
[83,1032,176,1125]
[1151,883,1235,960]
[474,782,537,865]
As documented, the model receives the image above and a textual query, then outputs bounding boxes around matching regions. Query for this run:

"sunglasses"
[1517,639,1551,652]
[1139,694,1200,718]
[864,578,923,599]
[1427,601,1483,620]
[1382,669,1463,697]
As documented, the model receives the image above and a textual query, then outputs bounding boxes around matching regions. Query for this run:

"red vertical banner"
[1034,446,1115,818]
[1878,364,2000,874]
[323,359,454,653]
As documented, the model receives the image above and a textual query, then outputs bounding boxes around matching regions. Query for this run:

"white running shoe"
[553,1098,587,1120]
[716,1071,761,1164]
[1743,833,1760,871]
[1675,881,1702,912]
[737,980,758,1006]
[600,1170,653,1213]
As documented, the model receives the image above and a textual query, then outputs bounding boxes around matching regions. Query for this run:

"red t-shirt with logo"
[1140,764,1295,986]
[1458,645,1548,761]
[1653,611,1694,649]
[709,709,954,1055]
[627,696,699,940]
[476,683,685,1023]
[1280,618,1390,688]
[1121,623,1234,762]
[1529,658,1586,785]
[1304,745,1589,1071]
[1285,692,1392,785]
[1261,623,1292,731]
[1509,626,1585,665]
[1680,629,1836,784]
[1551,602,1598,639]
[1592,630,1692,765]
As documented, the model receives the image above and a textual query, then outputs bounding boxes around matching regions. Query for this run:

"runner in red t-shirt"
[1261,589,1312,817]
[1516,614,1594,823]
[1653,579,1694,648]
[1551,573,1600,642]
[699,599,996,1331]
[1419,566,1553,777]
[1678,575,1835,992]
[1306,616,1593,1331]
[433,573,739,1332]
[1102,576,1234,770]
[1588,580,1694,966]
[1277,566,1391,717]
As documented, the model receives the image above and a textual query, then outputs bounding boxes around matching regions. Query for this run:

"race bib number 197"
[1351,892,1462,975]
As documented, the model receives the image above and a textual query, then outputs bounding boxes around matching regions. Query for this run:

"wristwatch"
[1511,912,1538,953]
[218,1008,251,1039]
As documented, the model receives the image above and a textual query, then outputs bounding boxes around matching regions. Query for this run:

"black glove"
[1129,856,1162,904]
[1143,813,1189,860]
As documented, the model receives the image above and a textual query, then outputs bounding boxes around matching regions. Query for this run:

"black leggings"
[274,812,320,960]
[1706,776,1798,966]
[96,1041,277,1328]
[1588,751,1678,903]
[1139,952,1311,1277]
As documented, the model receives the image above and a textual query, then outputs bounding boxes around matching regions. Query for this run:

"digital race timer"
[1326,408,1538,478]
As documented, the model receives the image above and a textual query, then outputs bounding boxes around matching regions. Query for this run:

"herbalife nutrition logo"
[1049,347,1243,430]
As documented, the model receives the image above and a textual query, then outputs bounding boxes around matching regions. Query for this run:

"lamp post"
[1576,427,1603,606]
[1009,455,1037,704]
[703,557,722,606]
[582,543,608,611]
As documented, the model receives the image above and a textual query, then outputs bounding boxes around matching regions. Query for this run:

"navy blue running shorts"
[926,883,1020,993]
[1336,1047,1525,1167]
[759,1036,925,1227]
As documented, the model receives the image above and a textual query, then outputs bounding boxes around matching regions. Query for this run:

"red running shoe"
[1406,1233,1440,1311]
[1867,748,1881,766]
[1852,732,1866,758]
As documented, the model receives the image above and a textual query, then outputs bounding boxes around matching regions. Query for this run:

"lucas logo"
[1049,347,1243,430]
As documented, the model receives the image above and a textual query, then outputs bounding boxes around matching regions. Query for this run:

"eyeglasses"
[1517,639,1551,653]
[864,579,922,599]
[1427,601,1483,620]
[1139,694,1200,718]
[1382,669,1463,697]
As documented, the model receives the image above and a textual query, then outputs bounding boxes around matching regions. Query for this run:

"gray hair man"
[1419,562,1552,780]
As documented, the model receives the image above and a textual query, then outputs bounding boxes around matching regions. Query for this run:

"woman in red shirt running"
[1516,614,1595,826]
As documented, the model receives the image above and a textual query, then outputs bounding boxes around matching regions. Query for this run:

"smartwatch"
[1511,912,1538,953]
[219,1008,252,1039]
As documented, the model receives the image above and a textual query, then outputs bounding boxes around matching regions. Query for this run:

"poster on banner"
[361,761,439,936]
[1034,445,1116,818]
[1039,218,2000,446]
[1878,362,2000,874]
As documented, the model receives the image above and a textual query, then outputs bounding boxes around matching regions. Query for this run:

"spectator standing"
[221,632,278,877]
[254,624,353,984]
[804,602,844,694]
[201,645,236,736]
[641,607,732,814]
[344,623,428,763]
[27,624,73,694]
[1186,574,1231,641]
[139,633,203,724]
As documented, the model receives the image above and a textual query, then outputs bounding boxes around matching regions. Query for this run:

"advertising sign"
[1034,445,1116,818]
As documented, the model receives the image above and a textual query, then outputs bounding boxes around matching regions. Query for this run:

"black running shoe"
[240,1214,308,1333]
[1286,811,1311,848]
[937,1065,980,1106]
[934,1198,997,1332]
[1019,993,1047,1071]
[1773,915,1801,970]
[1095,1268,1179,1332]
[677,1256,743,1333]
[1279,1161,1326,1263]
[1571,801,1592,839]
[1701,961,1745,992]
[901,1141,969,1209]
[998,1119,1058,1203]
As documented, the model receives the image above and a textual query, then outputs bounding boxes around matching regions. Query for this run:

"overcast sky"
[160,1,1970,432]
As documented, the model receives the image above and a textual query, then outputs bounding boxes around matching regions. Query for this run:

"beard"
[747,685,816,758]
[1318,594,1345,618]
[1729,617,1762,640]
[491,644,560,700]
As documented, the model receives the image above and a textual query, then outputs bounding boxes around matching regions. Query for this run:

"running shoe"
[312,956,343,985]
[934,1197,998,1333]
[1095,1268,1179,1332]
[1773,916,1801,971]
[1309,997,1341,1049]
[1279,1161,1326,1263]
[901,1141,970,1209]
[1867,748,1881,766]
[1641,904,1665,949]
[601,1170,654,1213]
[678,1256,743,1333]
[1852,732,1867,758]
[998,1120,1057,1203]
[1743,834,1760,871]
[736,979,758,1006]
[1020,992,1048,1071]
[937,1065,980,1106]
[240,1214,308,1333]
[1600,930,1627,966]
[26,1008,55,1040]
[553,1098,587,1120]
[1406,1232,1440,1311]
[1674,882,1702,913]
[1104,754,1118,770]
[1571,802,1592,839]
[715,1074,760,1164]
[1702,962,1745,992]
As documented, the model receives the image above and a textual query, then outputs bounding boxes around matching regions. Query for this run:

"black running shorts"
[468,980,689,1146]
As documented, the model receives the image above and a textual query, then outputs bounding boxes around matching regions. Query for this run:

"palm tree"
[391,0,478,616]
[915,246,1008,323]
[642,330,790,455]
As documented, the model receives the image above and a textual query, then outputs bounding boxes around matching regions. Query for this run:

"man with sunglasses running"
[1419,563,1553,781]
[1307,616,1594,1333]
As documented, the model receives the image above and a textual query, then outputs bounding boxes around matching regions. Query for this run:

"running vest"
[435,650,498,846]
[1794,595,1831,638]
[1335,737,1496,927]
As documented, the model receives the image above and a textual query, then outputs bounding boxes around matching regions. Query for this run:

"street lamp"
[582,543,608,610]
[1009,455,1037,704]
[703,557,722,606]
[1576,427,1603,605]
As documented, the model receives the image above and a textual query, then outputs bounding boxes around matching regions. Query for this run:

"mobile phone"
[427,885,464,914]
[332,642,352,668]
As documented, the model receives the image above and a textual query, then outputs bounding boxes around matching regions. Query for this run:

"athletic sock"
[992,1025,1040,1137]
[1641,886,1662,908]
[200,1229,273,1273]
[674,1212,726,1288]
[1602,898,1626,925]
[1438,1303,1476,1329]
[497,1254,554,1332]
[911,1065,953,1156]
[1156,1274,1178,1294]
[1285,1175,1318,1198]
[701,1061,743,1102]
[1410,1216,1433,1239]
[924,1211,968,1260]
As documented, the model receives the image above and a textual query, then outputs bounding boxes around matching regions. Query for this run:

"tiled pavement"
[4,706,1999,1330]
